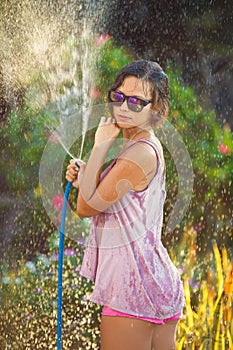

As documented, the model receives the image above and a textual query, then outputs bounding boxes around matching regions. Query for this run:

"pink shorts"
[102,306,182,325]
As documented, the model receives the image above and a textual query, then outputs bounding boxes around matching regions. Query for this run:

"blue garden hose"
[57,162,79,350]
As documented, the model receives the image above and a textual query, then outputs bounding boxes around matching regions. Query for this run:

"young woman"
[66,60,185,350]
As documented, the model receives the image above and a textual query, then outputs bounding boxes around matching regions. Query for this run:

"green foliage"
[95,38,132,100]
[0,107,47,193]
[164,64,233,250]
[168,66,233,182]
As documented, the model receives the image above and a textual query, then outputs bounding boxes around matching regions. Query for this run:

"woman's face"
[112,76,154,130]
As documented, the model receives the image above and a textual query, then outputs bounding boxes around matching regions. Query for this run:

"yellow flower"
[34,186,42,197]
[171,109,180,118]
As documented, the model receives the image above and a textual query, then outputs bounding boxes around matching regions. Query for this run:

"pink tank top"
[80,138,185,319]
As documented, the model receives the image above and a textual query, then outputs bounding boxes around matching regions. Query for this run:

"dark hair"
[108,60,170,124]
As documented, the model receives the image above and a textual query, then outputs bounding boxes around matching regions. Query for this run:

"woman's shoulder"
[115,138,158,185]
[119,138,158,165]
[135,136,165,172]
[133,136,164,161]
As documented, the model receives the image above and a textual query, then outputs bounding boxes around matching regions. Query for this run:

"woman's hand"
[66,159,86,189]
[94,116,121,148]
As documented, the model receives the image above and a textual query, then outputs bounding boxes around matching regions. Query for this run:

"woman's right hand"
[65,159,86,189]
[94,116,121,148]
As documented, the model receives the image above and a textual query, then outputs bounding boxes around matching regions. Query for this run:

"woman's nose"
[120,99,129,111]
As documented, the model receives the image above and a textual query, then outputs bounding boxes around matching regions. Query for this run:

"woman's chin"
[116,120,133,128]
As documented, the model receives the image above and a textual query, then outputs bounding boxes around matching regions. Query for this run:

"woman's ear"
[151,110,163,128]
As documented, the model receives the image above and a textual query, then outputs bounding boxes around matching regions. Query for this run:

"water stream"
[0,1,97,159]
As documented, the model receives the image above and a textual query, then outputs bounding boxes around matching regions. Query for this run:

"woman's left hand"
[66,159,86,189]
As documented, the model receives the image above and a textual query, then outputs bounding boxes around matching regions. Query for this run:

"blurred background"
[0,0,232,348]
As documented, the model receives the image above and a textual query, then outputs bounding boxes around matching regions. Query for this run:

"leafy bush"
[166,66,233,252]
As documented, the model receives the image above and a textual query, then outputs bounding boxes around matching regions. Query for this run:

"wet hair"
[108,60,170,125]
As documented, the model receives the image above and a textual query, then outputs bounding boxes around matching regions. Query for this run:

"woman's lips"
[117,115,131,122]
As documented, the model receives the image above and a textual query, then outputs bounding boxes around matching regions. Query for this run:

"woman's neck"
[123,127,153,144]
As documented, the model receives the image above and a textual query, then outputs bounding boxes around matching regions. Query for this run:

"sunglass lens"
[109,91,124,103]
[127,97,143,112]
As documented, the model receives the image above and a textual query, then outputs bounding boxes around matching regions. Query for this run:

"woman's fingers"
[99,116,106,126]
[99,116,116,125]
[106,117,115,124]
[65,168,77,183]
[70,158,81,169]
[65,158,86,186]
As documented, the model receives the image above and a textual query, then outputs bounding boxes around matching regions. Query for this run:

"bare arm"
[66,118,157,217]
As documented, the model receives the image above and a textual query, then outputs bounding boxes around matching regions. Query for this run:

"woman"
[66,60,185,350]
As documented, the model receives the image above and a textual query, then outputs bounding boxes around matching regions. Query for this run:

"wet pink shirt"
[80,138,185,320]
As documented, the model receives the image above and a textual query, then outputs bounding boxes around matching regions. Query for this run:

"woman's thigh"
[100,315,154,350]
[151,319,178,350]
[100,316,178,350]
